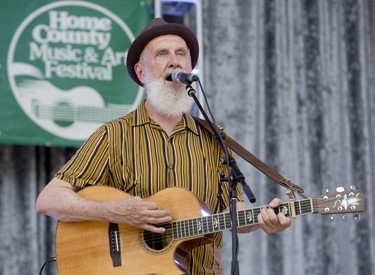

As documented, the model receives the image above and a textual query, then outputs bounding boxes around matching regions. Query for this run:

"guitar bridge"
[108,223,122,267]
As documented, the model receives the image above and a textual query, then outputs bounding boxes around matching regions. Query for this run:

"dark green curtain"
[1,1,374,274]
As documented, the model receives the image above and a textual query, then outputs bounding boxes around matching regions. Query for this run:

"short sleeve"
[56,125,109,188]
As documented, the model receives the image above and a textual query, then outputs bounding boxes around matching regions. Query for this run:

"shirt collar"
[134,101,151,126]
[183,113,199,136]
[133,101,199,136]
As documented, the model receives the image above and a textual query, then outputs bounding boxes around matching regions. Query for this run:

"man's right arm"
[36,177,172,233]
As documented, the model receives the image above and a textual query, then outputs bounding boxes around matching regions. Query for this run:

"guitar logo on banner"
[7,1,147,144]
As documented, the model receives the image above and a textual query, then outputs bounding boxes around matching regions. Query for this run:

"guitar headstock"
[312,187,365,215]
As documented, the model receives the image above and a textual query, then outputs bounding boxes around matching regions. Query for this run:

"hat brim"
[126,21,199,87]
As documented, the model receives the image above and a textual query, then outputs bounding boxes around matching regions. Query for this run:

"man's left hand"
[257,198,291,234]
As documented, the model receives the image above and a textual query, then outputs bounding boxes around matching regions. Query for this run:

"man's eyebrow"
[153,46,188,52]
[176,47,188,52]
[153,47,169,54]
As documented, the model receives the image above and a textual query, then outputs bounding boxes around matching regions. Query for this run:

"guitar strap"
[193,116,306,198]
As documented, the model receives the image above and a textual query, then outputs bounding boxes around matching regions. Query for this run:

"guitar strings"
[110,199,320,245]
[107,196,347,245]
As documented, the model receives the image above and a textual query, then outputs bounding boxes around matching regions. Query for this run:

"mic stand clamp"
[186,83,256,275]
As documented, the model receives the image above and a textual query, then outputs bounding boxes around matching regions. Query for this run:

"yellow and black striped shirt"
[56,101,243,274]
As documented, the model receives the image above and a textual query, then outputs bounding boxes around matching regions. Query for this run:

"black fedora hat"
[126,17,199,86]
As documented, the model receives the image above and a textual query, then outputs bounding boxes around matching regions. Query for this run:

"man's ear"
[134,63,145,85]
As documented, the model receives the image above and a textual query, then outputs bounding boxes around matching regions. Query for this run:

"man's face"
[134,34,195,117]
[135,34,192,88]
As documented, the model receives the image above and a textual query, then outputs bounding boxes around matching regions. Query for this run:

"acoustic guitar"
[55,186,364,274]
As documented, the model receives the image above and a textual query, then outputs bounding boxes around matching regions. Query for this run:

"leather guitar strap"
[193,117,306,198]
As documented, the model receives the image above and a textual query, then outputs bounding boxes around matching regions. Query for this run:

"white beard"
[144,71,195,117]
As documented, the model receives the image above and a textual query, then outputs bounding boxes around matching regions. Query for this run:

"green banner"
[0,0,151,146]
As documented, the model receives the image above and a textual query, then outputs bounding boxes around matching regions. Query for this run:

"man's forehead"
[144,34,189,52]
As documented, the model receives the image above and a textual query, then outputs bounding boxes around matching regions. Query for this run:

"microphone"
[171,69,199,84]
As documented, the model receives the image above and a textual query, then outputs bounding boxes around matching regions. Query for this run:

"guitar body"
[56,186,212,275]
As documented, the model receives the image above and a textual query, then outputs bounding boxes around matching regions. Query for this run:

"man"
[36,18,290,274]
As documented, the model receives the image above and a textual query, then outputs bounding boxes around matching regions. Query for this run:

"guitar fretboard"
[172,199,313,240]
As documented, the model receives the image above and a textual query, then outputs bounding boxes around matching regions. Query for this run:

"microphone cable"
[38,256,56,275]
[196,78,217,125]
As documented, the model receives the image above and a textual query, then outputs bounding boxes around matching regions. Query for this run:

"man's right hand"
[104,197,172,233]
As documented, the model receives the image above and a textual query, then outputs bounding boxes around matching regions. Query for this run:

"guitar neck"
[172,198,313,239]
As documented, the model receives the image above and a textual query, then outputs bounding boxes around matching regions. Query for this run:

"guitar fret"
[300,199,312,215]
[180,221,183,238]
[297,201,302,215]
[184,219,189,238]
[238,210,245,227]
[196,217,202,234]
[180,220,185,238]
[178,221,184,238]
[184,219,189,237]
[251,209,255,224]
[297,201,302,216]
[202,216,208,234]
[207,216,212,233]
[172,222,177,239]
[254,208,260,223]
[225,212,231,229]
[189,219,193,236]
[174,221,180,239]
[187,219,191,237]
[244,209,253,226]
[293,201,299,216]
[199,217,204,234]
[188,219,192,237]
[218,214,223,230]
[245,209,251,226]
[253,209,257,224]
[221,214,226,230]
[193,218,198,235]
[212,214,219,232]
[207,216,213,233]
[203,217,208,233]
[201,217,206,234]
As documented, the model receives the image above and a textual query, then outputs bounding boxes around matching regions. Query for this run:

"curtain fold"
[0,1,374,274]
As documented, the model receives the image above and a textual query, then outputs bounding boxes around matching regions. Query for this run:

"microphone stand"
[185,82,256,275]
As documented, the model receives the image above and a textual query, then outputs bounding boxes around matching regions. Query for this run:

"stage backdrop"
[0,0,149,146]
[0,1,375,275]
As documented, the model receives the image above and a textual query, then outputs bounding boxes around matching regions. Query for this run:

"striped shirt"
[56,101,243,274]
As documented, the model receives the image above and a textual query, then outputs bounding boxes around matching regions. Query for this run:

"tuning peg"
[350,185,357,190]
[341,214,346,221]
[325,188,330,194]
[336,187,345,193]
[354,213,361,220]
[330,215,334,221]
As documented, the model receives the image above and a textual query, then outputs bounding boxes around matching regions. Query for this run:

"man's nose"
[167,54,180,68]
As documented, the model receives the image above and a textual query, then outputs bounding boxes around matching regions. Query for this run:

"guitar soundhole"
[142,223,173,252]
